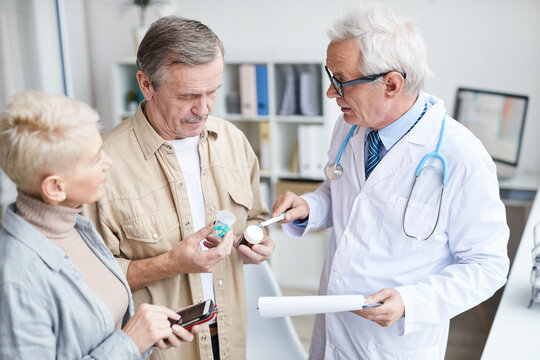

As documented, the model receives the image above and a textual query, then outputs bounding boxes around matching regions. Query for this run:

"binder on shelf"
[298,125,313,177]
[259,181,271,209]
[298,125,328,178]
[259,121,271,171]
[311,125,328,175]
[289,141,299,173]
[255,64,269,115]
[279,65,298,115]
[299,65,322,116]
[239,64,257,118]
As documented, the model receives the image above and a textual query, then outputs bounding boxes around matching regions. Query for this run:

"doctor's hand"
[272,191,310,223]
[236,234,275,264]
[351,288,405,327]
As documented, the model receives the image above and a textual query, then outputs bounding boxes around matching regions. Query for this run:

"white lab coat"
[283,94,509,360]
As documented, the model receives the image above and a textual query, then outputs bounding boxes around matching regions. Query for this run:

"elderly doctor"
[273,4,509,360]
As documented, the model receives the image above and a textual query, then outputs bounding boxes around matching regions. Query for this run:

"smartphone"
[170,299,218,330]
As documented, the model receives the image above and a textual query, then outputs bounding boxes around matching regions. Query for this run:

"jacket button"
[218,280,223,286]
[152,233,158,239]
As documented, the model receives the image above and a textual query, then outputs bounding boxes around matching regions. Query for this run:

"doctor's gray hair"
[137,16,224,91]
[328,3,432,94]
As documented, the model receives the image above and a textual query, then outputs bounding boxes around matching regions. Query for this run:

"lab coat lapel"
[363,133,415,187]
[350,126,367,186]
[364,103,446,186]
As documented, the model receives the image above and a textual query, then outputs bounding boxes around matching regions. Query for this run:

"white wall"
[85,0,540,172]
[0,0,66,212]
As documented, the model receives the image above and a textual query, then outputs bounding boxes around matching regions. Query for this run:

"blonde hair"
[0,91,100,192]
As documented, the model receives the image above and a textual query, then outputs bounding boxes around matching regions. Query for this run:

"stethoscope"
[324,115,448,241]
[324,124,358,180]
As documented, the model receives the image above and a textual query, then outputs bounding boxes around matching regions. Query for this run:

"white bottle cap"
[243,225,264,245]
[216,210,236,226]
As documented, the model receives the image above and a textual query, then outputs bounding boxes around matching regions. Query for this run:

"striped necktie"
[365,130,381,179]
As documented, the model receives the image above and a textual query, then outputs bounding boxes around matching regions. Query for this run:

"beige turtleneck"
[15,192,129,330]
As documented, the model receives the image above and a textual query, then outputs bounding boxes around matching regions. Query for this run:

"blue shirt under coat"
[364,93,430,163]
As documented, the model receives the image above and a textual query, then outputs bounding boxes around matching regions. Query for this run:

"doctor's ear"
[40,175,67,204]
[383,72,405,98]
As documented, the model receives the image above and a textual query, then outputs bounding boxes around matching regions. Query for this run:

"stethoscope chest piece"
[325,163,343,180]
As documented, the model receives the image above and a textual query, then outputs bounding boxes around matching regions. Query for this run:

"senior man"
[85,16,273,360]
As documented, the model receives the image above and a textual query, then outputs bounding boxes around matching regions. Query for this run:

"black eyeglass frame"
[324,65,406,97]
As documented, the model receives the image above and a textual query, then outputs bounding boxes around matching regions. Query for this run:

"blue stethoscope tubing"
[325,114,448,241]
[335,124,358,166]
[403,115,447,241]
[413,115,448,184]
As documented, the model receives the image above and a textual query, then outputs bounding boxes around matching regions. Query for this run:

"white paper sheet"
[258,295,366,318]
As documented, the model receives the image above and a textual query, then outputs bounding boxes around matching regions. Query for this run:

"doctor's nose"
[327,83,339,99]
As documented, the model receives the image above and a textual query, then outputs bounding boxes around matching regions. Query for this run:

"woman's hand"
[122,303,198,354]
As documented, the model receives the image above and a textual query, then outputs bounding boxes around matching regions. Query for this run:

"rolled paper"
[258,295,366,318]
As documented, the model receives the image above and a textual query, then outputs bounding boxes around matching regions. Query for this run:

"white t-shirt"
[169,136,215,306]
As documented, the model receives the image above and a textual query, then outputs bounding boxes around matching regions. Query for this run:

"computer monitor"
[453,87,528,178]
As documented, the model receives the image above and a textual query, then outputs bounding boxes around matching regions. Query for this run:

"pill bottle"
[237,225,264,248]
[213,210,236,239]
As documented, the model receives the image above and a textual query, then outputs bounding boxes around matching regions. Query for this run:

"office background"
[1,1,540,358]
[2,0,539,173]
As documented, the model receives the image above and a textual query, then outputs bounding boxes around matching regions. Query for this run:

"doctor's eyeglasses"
[324,66,406,97]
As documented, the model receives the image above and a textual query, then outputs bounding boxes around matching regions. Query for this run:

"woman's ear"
[137,70,155,101]
[40,175,66,204]
[384,72,405,98]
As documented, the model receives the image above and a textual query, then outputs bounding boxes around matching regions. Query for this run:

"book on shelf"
[289,141,299,173]
[255,64,269,116]
[259,121,271,171]
[239,64,257,118]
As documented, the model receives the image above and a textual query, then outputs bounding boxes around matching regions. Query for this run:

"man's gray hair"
[328,3,432,94]
[136,16,224,90]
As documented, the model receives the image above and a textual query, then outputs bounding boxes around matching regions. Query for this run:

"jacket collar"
[132,101,219,160]
[2,203,67,271]
[408,94,447,146]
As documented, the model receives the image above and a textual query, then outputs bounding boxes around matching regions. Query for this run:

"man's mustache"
[182,115,208,123]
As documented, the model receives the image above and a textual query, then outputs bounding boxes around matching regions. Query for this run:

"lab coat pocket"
[366,339,440,360]
[380,193,439,256]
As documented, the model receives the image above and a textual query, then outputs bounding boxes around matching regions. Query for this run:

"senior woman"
[0,92,202,359]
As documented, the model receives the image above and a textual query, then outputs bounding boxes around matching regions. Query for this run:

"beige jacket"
[84,104,269,360]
